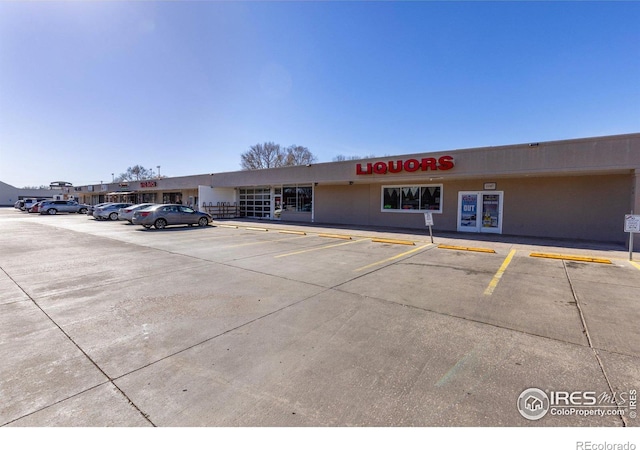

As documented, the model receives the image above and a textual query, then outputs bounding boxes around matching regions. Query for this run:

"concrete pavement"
[1,209,639,428]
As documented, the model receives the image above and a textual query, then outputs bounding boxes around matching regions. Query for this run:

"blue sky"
[1,1,639,187]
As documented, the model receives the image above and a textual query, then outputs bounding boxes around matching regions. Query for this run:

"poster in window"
[482,194,500,228]
[460,194,478,228]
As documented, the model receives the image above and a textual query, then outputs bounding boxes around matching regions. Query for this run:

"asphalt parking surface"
[1,208,639,427]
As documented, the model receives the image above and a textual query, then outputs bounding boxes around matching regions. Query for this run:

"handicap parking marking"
[354,243,434,272]
[483,249,517,296]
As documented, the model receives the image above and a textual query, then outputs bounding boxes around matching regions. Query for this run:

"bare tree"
[240,142,284,170]
[332,154,376,162]
[114,165,154,182]
[241,142,317,170]
[285,145,316,166]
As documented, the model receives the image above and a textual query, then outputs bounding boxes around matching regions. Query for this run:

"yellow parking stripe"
[275,239,367,258]
[530,252,612,264]
[355,244,434,272]
[224,235,308,248]
[484,249,517,296]
[629,261,640,270]
[438,244,496,254]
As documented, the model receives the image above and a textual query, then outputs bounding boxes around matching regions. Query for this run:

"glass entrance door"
[457,191,503,234]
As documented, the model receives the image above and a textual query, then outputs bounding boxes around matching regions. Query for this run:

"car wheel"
[198,217,208,227]
[109,212,119,221]
[154,218,167,229]
[48,208,57,215]
[79,208,88,214]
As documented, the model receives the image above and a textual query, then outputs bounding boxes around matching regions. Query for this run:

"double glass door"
[457,191,503,234]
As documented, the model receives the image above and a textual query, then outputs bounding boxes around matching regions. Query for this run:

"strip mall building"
[74,133,640,246]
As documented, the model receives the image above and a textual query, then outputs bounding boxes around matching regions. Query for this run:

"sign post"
[624,213,640,261]
[424,212,434,244]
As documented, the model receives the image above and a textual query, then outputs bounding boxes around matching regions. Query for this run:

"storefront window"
[283,185,313,212]
[383,188,400,209]
[382,185,442,213]
[163,192,182,204]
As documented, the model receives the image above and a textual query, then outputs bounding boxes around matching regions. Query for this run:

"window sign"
[458,191,503,234]
[482,194,500,229]
[460,194,478,229]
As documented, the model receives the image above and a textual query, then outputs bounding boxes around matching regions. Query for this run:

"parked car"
[93,203,133,221]
[39,200,90,215]
[86,203,112,217]
[20,198,38,211]
[28,201,45,213]
[14,200,24,210]
[132,204,212,229]
[118,203,156,223]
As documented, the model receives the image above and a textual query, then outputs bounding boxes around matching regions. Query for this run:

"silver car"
[86,202,111,217]
[93,203,133,221]
[132,204,212,229]
[39,200,90,215]
[118,203,156,223]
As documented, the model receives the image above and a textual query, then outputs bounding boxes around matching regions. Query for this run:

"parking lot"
[1,207,639,428]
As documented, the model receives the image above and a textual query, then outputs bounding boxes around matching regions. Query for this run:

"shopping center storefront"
[202,133,640,245]
[76,177,206,209]
[73,133,640,246]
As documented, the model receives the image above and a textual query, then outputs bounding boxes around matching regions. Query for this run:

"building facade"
[0,181,71,206]
[69,133,639,245]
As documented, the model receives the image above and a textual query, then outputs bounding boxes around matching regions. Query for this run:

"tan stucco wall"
[315,174,632,244]
[209,133,640,188]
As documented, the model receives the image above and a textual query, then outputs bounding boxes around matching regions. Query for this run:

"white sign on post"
[424,212,434,226]
[424,212,434,243]
[625,214,640,261]
[624,215,640,233]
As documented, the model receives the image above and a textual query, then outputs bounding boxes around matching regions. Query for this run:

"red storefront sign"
[356,155,454,175]
[140,181,157,188]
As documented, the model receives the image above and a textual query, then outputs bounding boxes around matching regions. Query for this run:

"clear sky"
[1,0,639,188]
